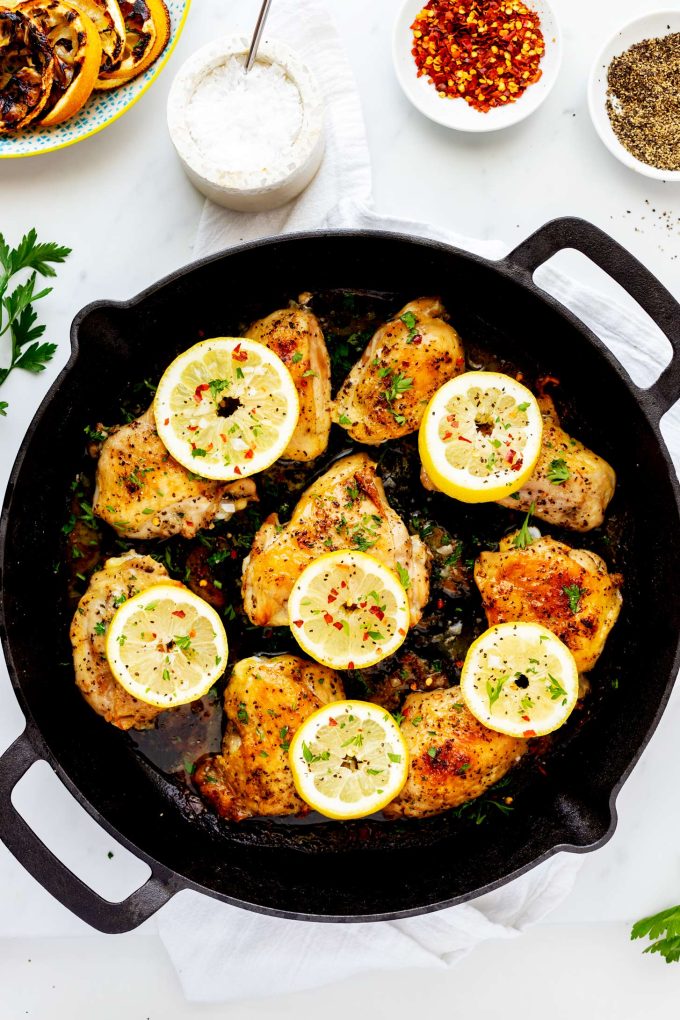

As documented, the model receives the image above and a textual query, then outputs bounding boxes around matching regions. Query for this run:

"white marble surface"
[2,0,680,1013]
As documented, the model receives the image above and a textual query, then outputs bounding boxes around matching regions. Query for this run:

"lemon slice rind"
[460,621,579,738]
[154,337,299,481]
[287,550,410,670]
[419,371,543,504]
[289,700,409,820]
[105,583,228,708]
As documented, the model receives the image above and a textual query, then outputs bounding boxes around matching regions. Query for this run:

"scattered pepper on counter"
[411,0,545,113]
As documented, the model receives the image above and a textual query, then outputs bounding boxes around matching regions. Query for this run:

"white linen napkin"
[156,0,678,1004]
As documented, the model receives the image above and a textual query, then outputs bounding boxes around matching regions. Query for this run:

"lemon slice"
[105,583,228,708]
[460,622,579,738]
[287,550,410,670]
[154,337,299,481]
[419,371,543,503]
[289,700,409,819]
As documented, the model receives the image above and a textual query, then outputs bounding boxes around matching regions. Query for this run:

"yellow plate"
[0,0,190,159]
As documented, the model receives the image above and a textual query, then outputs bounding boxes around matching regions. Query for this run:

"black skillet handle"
[505,216,680,420]
[0,731,178,933]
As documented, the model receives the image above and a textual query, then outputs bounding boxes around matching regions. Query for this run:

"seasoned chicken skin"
[241,453,431,627]
[245,307,331,461]
[475,533,623,672]
[194,654,345,820]
[383,687,527,819]
[93,407,256,539]
[332,298,465,444]
[70,552,183,730]
[497,395,616,531]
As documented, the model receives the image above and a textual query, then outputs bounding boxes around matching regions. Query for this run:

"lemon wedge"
[460,622,579,738]
[154,337,299,481]
[419,371,543,503]
[287,550,410,670]
[289,700,409,819]
[105,583,228,708]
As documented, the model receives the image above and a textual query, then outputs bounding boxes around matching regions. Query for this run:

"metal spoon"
[244,0,273,73]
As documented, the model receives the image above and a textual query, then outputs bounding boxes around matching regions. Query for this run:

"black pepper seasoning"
[606,32,680,172]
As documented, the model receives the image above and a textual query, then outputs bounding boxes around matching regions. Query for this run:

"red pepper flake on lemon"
[411,0,545,113]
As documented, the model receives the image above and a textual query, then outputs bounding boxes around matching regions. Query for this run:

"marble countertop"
[2,0,680,1013]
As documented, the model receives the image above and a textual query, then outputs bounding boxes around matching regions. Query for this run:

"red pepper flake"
[329,717,337,727]
[436,598,445,610]
[220,434,227,442]
[194,383,209,403]
[348,661,354,669]
[323,612,333,625]
[369,605,385,621]
[293,619,304,628]
[232,343,248,362]
[442,431,453,440]
[522,714,530,721]
[244,449,254,460]
[398,627,406,637]
[327,594,337,603]
[234,465,242,475]
[411,0,545,113]
[164,418,169,426]
[172,610,186,619]
[333,621,344,630]
[359,601,367,609]
[523,729,537,738]
[411,335,422,345]
[458,436,472,443]
[230,549,238,559]
[340,580,347,589]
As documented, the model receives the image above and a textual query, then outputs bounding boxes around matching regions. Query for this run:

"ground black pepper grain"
[606,32,680,172]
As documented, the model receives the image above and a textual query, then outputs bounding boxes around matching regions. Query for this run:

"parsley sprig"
[632,905,680,963]
[0,229,71,416]
[512,502,536,549]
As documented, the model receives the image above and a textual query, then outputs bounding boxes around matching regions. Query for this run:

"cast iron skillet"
[1,218,680,932]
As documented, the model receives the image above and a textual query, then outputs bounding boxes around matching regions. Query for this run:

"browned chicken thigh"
[70,552,183,730]
[383,687,527,819]
[194,654,345,820]
[496,395,616,531]
[241,452,431,627]
[332,298,465,444]
[475,533,623,672]
[245,306,332,461]
[93,407,256,539]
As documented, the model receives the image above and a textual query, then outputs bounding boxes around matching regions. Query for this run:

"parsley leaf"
[632,905,680,963]
[563,583,582,614]
[547,458,570,484]
[0,230,71,415]
[396,562,410,590]
[487,674,510,708]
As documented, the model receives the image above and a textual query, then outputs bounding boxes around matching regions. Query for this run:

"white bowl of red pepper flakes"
[588,11,680,182]
[393,0,562,132]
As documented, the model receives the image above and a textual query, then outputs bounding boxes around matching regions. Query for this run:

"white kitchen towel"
[155,0,676,1005]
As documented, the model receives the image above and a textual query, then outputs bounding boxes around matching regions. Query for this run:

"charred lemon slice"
[460,622,579,738]
[0,9,54,133]
[288,550,410,670]
[105,583,229,709]
[154,337,299,482]
[289,700,409,819]
[419,371,543,503]
[68,0,126,75]
[95,0,169,89]
[18,0,102,126]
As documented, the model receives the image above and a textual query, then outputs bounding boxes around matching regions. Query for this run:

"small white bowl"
[167,36,325,211]
[392,0,562,133]
[588,11,680,182]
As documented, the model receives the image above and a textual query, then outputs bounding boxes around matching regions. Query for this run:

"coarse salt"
[187,55,303,175]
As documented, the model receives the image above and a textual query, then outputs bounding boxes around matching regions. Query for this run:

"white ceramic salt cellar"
[167,35,325,212]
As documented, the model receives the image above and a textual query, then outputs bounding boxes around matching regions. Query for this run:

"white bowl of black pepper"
[588,11,680,182]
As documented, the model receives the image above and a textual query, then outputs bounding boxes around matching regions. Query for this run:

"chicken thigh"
[241,453,431,627]
[383,686,527,819]
[496,395,616,531]
[93,406,256,539]
[475,533,623,672]
[70,552,183,730]
[194,654,345,820]
[332,298,465,444]
[245,307,331,461]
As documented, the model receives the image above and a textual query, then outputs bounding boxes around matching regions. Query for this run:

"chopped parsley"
[547,458,570,485]
[487,673,509,708]
[512,502,536,549]
[563,583,582,614]
[396,562,410,590]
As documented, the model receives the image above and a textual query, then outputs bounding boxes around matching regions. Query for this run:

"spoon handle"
[245,0,274,73]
